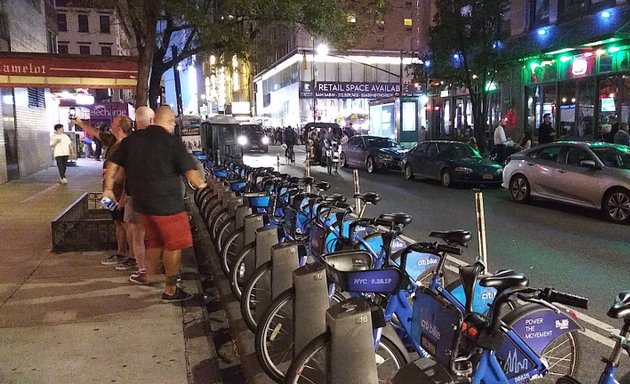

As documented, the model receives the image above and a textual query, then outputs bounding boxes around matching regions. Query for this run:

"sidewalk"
[0,159,221,384]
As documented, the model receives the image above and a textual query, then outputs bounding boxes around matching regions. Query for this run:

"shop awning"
[0,52,137,88]
[507,5,630,59]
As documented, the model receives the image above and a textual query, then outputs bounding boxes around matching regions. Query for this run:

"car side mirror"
[580,160,601,170]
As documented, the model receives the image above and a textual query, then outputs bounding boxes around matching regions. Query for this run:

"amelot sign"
[0,62,47,75]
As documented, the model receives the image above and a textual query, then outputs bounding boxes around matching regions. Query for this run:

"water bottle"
[100,196,117,211]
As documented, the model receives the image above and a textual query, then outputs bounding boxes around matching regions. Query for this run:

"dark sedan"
[340,135,406,173]
[402,140,503,187]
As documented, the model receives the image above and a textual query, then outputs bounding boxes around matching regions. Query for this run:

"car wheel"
[404,164,414,180]
[602,188,630,224]
[366,156,376,173]
[440,169,452,187]
[340,152,347,168]
[510,174,531,203]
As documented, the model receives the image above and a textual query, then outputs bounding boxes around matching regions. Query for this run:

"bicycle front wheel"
[229,242,256,299]
[240,261,272,332]
[284,331,408,384]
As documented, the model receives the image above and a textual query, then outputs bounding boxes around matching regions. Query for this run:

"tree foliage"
[410,0,511,151]
[108,0,386,108]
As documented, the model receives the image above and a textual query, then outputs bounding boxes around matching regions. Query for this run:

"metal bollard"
[327,297,378,384]
[277,154,280,170]
[293,263,329,356]
[474,190,488,270]
[270,242,299,298]
[353,169,362,216]
[305,157,312,193]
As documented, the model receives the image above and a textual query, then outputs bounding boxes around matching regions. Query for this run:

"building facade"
[252,0,434,143]
[0,0,57,183]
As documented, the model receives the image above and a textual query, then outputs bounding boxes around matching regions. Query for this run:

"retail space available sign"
[299,81,400,99]
[0,52,138,88]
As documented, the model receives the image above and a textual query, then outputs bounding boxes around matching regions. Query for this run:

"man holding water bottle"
[103,106,207,303]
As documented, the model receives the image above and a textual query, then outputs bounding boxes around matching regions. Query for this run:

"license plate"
[483,174,493,180]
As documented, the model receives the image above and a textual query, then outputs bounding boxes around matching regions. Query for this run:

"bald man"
[105,106,207,302]
[123,106,155,283]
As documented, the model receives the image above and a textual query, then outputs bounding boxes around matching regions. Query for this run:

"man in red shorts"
[103,106,207,302]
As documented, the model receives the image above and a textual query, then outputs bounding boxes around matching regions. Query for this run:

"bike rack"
[270,241,299,298]
[234,205,251,230]
[326,297,378,384]
[243,214,264,245]
[293,263,329,355]
[253,225,280,318]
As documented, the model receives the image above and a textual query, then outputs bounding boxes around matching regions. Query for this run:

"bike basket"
[411,286,463,369]
[243,193,270,209]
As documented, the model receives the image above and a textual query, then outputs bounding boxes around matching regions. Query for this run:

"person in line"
[538,113,555,144]
[124,107,154,284]
[605,115,621,143]
[613,122,630,146]
[283,125,297,164]
[50,124,72,184]
[468,136,478,150]
[74,115,133,267]
[493,119,508,164]
[104,106,207,303]
[515,131,533,151]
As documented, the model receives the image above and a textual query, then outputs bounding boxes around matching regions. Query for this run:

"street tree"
[410,0,511,152]
[108,0,385,108]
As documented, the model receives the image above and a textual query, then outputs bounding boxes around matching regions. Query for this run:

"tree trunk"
[148,64,165,109]
[135,44,153,108]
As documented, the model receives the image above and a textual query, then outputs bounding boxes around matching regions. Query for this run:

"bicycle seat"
[480,269,529,292]
[324,194,347,204]
[429,230,472,245]
[607,290,630,319]
[300,176,315,185]
[354,192,382,205]
[316,181,331,191]
[379,212,412,226]
[288,176,300,184]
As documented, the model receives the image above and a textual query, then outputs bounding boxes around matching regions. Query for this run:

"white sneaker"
[61,178,68,184]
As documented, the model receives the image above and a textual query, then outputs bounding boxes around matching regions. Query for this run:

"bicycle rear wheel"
[533,330,580,383]
[284,331,408,384]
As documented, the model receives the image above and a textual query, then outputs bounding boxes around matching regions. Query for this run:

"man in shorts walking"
[104,106,207,302]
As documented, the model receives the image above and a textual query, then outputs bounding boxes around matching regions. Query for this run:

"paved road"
[243,146,630,382]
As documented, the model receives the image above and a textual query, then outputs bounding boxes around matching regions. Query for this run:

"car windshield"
[241,125,264,134]
[367,137,399,148]
[442,143,481,159]
[591,147,630,170]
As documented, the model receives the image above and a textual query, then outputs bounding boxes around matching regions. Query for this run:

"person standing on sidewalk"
[104,106,208,303]
[123,106,154,284]
[50,124,72,184]
[74,115,133,266]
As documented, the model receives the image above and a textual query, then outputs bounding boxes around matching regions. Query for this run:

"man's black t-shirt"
[111,125,195,215]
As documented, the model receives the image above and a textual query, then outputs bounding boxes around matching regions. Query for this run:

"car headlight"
[261,136,270,145]
[237,135,248,146]
[454,166,473,173]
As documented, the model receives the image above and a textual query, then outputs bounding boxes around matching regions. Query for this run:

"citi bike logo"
[421,319,441,340]
[417,258,438,267]
[481,289,496,301]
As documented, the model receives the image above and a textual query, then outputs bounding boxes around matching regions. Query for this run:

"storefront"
[523,47,630,141]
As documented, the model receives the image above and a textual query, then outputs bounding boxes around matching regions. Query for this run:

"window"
[530,0,550,26]
[592,147,630,169]
[531,145,562,162]
[79,45,90,54]
[99,15,110,33]
[78,14,89,32]
[347,137,361,147]
[57,13,67,31]
[563,147,592,166]
[101,46,111,55]
[27,88,45,108]
[57,44,68,54]
[426,143,438,157]
[347,14,356,23]
[376,18,385,30]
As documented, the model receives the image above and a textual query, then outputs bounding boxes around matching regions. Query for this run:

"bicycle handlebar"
[538,287,589,310]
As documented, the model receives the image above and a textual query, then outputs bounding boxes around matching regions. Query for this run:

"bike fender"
[502,302,583,356]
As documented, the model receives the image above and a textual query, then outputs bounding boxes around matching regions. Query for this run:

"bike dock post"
[253,225,279,319]
[474,189,488,270]
[242,214,264,284]
[234,206,251,230]
[270,242,299,298]
[305,156,312,193]
[277,154,280,170]
[326,297,378,384]
[293,263,329,356]
[353,169,362,216]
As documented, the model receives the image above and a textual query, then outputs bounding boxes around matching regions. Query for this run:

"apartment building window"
[376,18,385,30]
[57,13,67,31]
[79,45,90,54]
[78,14,89,33]
[27,88,45,108]
[404,17,413,31]
[530,0,550,26]
[47,29,57,53]
[101,46,112,55]
[347,14,357,23]
[100,15,110,33]
[58,44,69,54]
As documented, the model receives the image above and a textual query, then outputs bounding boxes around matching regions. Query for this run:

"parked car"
[340,135,406,173]
[238,123,269,153]
[502,141,630,224]
[402,140,503,187]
